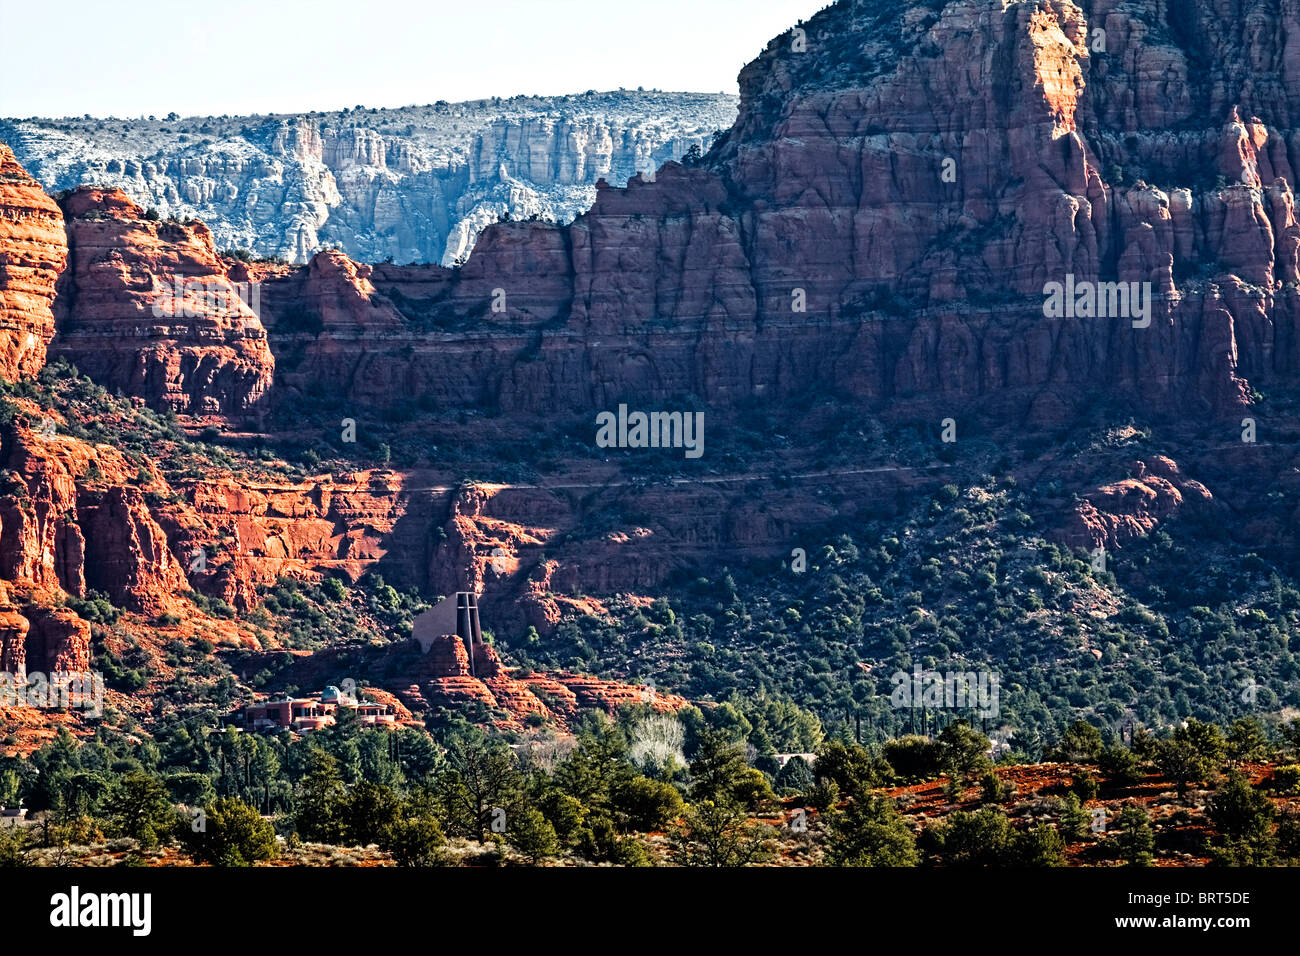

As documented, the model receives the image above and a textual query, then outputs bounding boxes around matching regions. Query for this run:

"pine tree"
[825,795,918,866]
[507,807,560,863]
[1113,804,1154,866]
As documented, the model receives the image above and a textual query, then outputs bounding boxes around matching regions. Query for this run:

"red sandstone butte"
[1060,456,1216,553]
[23,606,91,674]
[218,0,1295,427]
[51,187,274,415]
[0,145,66,379]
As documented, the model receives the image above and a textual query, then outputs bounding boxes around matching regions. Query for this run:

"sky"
[1,0,817,118]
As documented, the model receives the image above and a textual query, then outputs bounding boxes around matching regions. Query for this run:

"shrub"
[882,735,944,781]
[1015,824,1067,866]
[1053,721,1104,763]
[670,800,776,867]
[181,797,277,866]
[980,770,1013,804]
[1098,745,1143,787]
[0,824,28,865]
[1158,721,1227,795]
[1227,718,1271,761]
[825,795,919,866]
[506,807,560,863]
[611,775,684,832]
[1057,793,1090,842]
[1071,770,1100,802]
[1269,765,1300,796]
[805,779,840,812]
[1208,770,1275,840]
[814,742,882,797]
[922,807,1016,866]
[104,772,174,848]
[384,813,445,867]
[1277,812,1300,861]
[1113,804,1154,866]
[937,721,992,780]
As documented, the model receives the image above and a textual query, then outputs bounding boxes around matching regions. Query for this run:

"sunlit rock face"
[1,92,737,266]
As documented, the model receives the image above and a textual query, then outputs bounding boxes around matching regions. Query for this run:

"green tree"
[1071,770,1099,802]
[1276,811,1300,862]
[1015,824,1066,866]
[610,775,684,832]
[1097,746,1143,787]
[104,772,173,848]
[980,770,1012,804]
[0,823,27,867]
[1008,728,1044,762]
[572,808,648,865]
[773,757,815,796]
[1058,792,1090,842]
[182,797,277,866]
[63,771,111,818]
[1270,765,1300,796]
[881,735,944,781]
[1131,726,1160,760]
[825,795,918,866]
[937,721,992,781]
[729,766,777,811]
[922,807,1016,866]
[1157,722,1226,797]
[1178,720,1227,765]
[439,731,522,840]
[535,789,586,847]
[1207,770,1275,841]
[1054,721,1104,763]
[1282,719,1300,759]
[672,800,776,867]
[1226,718,1270,762]
[164,771,215,807]
[383,811,445,867]
[294,750,346,842]
[507,807,560,863]
[1113,804,1154,866]
[337,781,402,847]
[689,729,772,809]
[814,743,881,798]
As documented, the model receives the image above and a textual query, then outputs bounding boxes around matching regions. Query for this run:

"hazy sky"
[1,0,816,118]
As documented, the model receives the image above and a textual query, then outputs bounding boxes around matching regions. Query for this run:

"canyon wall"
[188,0,1300,429]
[0,92,737,267]
[51,187,274,415]
[22,0,1299,429]
[0,145,66,379]
[0,0,1299,671]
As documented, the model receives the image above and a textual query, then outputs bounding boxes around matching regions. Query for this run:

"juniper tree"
[1113,804,1154,867]
[825,795,918,867]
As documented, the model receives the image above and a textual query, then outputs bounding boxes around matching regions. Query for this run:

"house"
[240,685,396,734]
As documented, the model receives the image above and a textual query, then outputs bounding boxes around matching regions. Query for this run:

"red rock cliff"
[243,0,1300,426]
[0,145,66,380]
[50,187,274,415]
